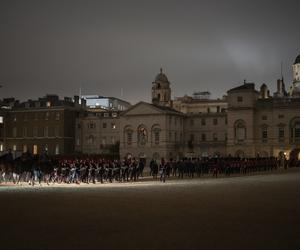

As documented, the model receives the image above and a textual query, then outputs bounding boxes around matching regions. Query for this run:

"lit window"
[33,145,38,155]
[46,101,51,107]
[55,144,59,155]
[111,123,116,129]
[13,145,17,151]
[0,116,3,123]
[23,145,27,153]
[0,144,3,151]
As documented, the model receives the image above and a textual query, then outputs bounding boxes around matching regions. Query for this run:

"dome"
[294,54,300,65]
[155,68,169,83]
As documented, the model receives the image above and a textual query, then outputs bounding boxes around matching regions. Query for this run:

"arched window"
[137,125,148,146]
[234,120,246,143]
[290,117,300,143]
[151,125,161,145]
[124,126,133,146]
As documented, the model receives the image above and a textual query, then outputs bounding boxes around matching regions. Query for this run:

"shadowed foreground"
[1,171,300,250]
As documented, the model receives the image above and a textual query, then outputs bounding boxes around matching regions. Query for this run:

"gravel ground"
[1,170,300,250]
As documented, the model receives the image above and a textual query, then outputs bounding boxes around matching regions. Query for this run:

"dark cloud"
[0,0,300,103]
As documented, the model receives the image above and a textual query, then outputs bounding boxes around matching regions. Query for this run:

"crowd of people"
[0,150,299,186]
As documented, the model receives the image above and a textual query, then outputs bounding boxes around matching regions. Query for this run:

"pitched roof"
[228,83,255,92]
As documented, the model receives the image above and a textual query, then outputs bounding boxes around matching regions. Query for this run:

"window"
[225,117,228,125]
[201,118,206,126]
[127,130,133,145]
[0,144,3,151]
[190,134,194,141]
[55,112,60,120]
[237,96,243,102]
[33,127,38,137]
[33,145,38,155]
[88,135,95,145]
[213,133,218,141]
[278,114,284,119]
[23,127,27,137]
[290,119,300,143]
[154,128,160,145]
[0,116,3,123]
[13,127,17,138]
[88,122,96,129]
[23,145,27,153]
[101,137,106,146]
[76,138,80,146]
[46,101,51,107]
[111,123,116,129]
[138,126,148,145]
[54,127,59,137]
[190,119,194,126]
[262,127,268,143]
[13,145,17,151]
[174,132,177,142]
[13,116,17,122]
[262,115,267,120]
[213,118,218,125]
[201,133,206,142]
[278,127,284,142]
[169,132,172,141]
[45,112,50,120]
[55,144,59,155]
[44,127,48,137]
[235,120,246,142]
[103,123,107,129]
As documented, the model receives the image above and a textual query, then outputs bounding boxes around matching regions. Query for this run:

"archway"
[290,148,300,160]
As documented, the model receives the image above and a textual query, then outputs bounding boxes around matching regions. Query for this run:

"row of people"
[0,151,299,185]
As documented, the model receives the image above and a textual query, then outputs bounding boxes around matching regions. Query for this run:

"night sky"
[0,0,300,104]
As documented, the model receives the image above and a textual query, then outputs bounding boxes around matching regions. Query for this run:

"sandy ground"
[1,170,300,250]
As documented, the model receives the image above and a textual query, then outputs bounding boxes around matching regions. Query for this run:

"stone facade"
[75,110,120,156]
[0,95,84,156]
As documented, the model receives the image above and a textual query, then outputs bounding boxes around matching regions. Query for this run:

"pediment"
[122,102,166,116]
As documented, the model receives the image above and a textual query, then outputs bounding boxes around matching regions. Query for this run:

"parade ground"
[1,169,300,250]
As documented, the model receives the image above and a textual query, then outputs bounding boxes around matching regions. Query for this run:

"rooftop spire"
[160,67,163,74]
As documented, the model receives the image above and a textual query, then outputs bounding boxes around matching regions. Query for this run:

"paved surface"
[1,170,300,250]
